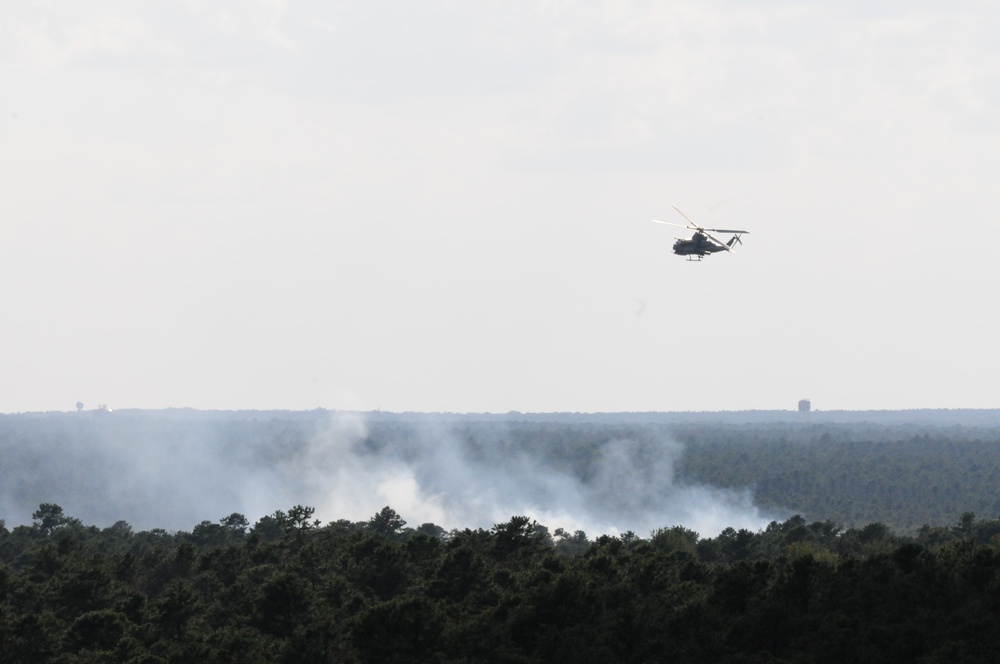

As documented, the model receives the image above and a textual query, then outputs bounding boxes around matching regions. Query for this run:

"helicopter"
[652,205,750,261]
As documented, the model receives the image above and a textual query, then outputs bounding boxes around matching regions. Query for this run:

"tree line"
[672,422,1000,530]
[4,503,1000,662]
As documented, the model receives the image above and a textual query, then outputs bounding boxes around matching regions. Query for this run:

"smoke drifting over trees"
[0,410,773,536]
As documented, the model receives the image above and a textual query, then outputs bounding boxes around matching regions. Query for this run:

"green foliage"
[650,525,699,555]
[351,597,444,663]
[9,418,1000,664]
[673,423,1000,530]
[32,503,79,536]
[554,528,591,556]
[367,506,406,538]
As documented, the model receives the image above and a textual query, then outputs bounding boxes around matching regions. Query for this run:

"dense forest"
[5,409,1000,660]
[4,502,1000,662]
[673,421,1000,530]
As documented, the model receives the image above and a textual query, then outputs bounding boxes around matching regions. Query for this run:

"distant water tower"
[798,398,811,413]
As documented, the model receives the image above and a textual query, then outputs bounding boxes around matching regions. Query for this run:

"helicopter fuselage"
[672,232,727,256]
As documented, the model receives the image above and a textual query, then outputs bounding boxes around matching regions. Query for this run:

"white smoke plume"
[0,410,776,537]
[303,415,775,537]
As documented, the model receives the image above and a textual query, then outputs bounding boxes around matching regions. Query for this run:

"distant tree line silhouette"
[672,422,1000,529]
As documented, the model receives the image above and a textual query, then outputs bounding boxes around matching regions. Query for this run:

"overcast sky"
[2,1,999,414]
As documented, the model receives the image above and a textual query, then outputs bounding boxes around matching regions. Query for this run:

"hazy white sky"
[2,1,999,413]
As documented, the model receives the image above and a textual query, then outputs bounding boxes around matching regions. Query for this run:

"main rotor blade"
[651,219,696,229]
[671,204,697,227]
[671,204,749,234]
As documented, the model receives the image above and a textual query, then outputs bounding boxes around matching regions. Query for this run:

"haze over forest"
[4,408,1000,538]
[0,409,769,536]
